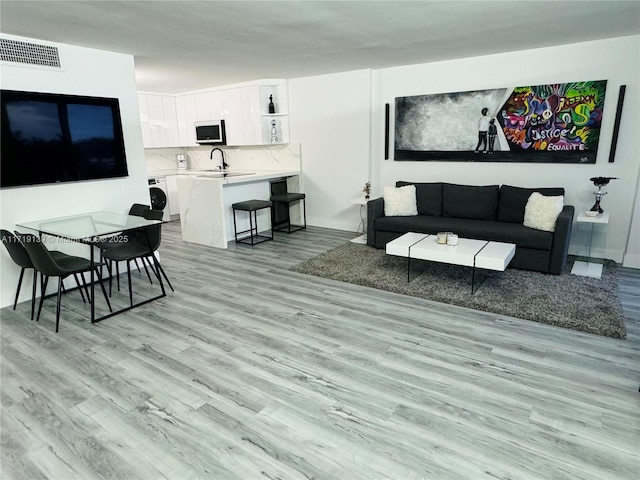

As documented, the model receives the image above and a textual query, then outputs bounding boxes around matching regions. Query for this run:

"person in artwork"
[474,107,490,153]
[488,118,498,154]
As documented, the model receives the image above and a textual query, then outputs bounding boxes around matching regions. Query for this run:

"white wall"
[289,70,372,232]
[0,35,150,308]
[625,180,640,267]
[290,36,640,266]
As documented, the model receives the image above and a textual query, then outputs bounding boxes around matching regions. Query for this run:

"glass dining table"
[16,211,165,323]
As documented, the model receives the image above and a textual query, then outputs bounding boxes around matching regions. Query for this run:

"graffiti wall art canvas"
[394,80,607,163]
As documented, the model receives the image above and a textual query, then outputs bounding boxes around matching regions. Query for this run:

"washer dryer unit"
[148,177,171,221]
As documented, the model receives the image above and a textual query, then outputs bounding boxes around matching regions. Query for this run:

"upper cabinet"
[138,93,180,148]
[222,88,246,146]
[214,80,290,146]
[175,94,197,146]
[139,80,289,148]
[175,91,224,146]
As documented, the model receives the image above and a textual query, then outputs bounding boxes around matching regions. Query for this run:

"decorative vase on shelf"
[268,95,276,114]
[270,119,278,143]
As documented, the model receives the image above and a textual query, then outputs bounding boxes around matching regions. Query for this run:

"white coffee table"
[386,232,516,293]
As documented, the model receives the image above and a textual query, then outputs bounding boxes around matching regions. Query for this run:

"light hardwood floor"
[1,221,639,480]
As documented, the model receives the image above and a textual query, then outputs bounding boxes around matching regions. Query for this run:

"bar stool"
[231,200,274,246]
[270,179,307,234]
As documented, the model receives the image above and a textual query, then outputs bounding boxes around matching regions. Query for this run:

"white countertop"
[150,169,300,184]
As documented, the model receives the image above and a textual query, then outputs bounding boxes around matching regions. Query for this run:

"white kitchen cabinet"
[137,93,180,148]
[195,91,224,121]
[176,92,226,147]
[141,80,289,148]
[162,96,180,147]
[138,94,153,147]
[147,95,165,146]
[240,86,261,145]
[175,94,198,146]
[225,82,290,146]
[165,175,180,216]
[222,88,245,146]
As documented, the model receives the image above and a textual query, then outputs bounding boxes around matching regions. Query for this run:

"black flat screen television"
[1,89,129,188]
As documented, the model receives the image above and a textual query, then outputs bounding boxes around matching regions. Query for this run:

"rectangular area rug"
[290,243,626,339]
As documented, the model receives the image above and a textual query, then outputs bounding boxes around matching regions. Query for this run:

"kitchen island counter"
[177,169,301,248]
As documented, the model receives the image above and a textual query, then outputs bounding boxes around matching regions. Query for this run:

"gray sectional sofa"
[366,182,574,274]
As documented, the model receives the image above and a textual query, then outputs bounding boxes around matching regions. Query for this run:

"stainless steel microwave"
[195,119,226,145]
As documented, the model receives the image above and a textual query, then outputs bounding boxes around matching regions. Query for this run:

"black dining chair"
[1,229,75,320]
[97,203,153,290]
[96,203,150,250]
[138,209,174,293]
[102,208,174,306]
[15,232,112,332]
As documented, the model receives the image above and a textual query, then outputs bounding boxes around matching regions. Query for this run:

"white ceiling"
[1,1,639,93]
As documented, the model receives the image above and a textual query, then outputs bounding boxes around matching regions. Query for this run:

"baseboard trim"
[622,253,640,269]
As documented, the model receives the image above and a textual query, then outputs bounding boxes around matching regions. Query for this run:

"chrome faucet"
[209,147,228,170]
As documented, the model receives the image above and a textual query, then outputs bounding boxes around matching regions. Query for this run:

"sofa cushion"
[523,192,564,232]
[497,185,565,223]
[396,181,443,216]
[383,185,418,216]
[374,215,553,250]
[442,183,499,221]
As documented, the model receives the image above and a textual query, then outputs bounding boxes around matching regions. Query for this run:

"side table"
[571,212,609,278]
[350,197,369,244]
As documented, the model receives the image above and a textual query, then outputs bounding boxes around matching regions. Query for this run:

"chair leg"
[13,267,26,310]
[74,273,87,304]
[302,198,307,229]
[133,258,145,277]
[140,257,154,284]
[106,259,113,296]
[155,261,174,292]
[126,260,133,307]
[116,261,121,292]
[103,257,112,278]
[37,276,50,322]
[249,210,256,245]
[233,208,239,243]
[30,269,37,321]
[145,256,160,281]
[94,267,113,313]
[55,278,63,333]
[79,272,92,303]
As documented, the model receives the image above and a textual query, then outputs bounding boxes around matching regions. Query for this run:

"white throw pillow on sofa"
[384,185,418,216]
[523,192,564,232]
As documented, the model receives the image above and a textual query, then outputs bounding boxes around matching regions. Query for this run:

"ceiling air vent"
[0,37,61,68]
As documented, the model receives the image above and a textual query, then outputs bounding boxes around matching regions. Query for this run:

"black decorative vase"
[268,95,276,114]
